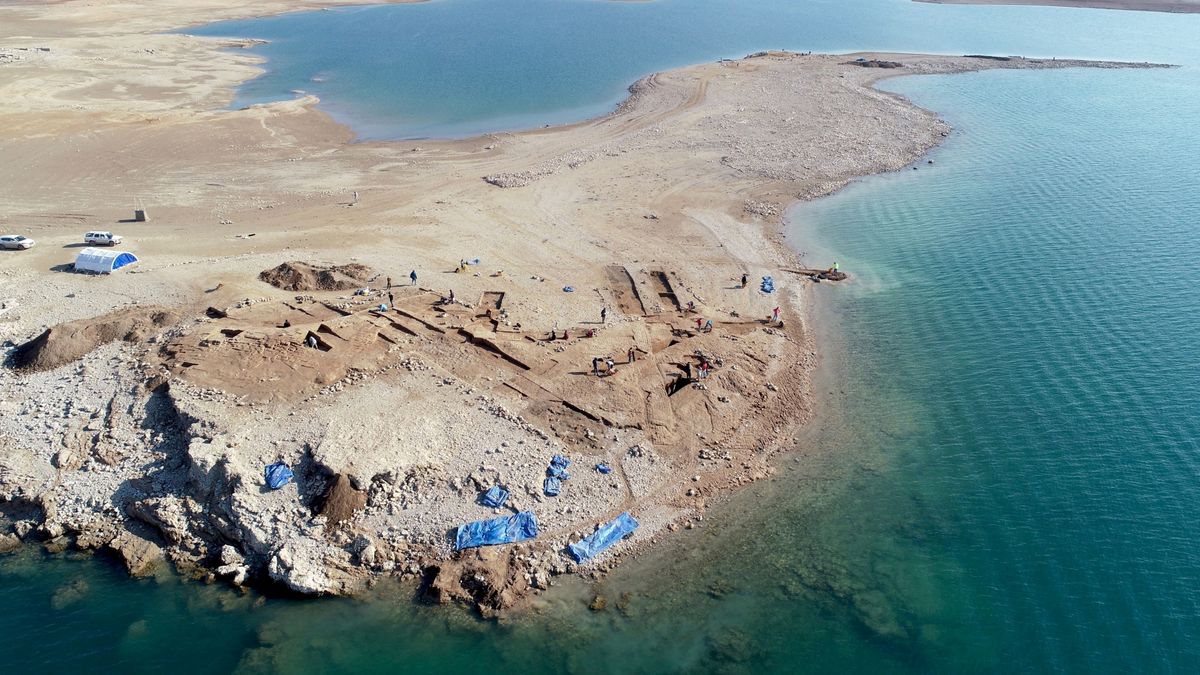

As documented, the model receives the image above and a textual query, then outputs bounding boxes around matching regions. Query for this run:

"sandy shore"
[915,0,1200,13]
[0,0,1168,613]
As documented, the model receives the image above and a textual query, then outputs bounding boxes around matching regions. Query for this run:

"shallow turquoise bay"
[188,0,1200,139]
[5,2,1200,673]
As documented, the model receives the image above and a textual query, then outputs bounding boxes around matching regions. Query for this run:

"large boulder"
[216,545,250,586]
[267,538,361,595]
[106,530,165,578]
[127,497,190,545]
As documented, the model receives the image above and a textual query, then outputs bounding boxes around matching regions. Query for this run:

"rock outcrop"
[106,529,165,578]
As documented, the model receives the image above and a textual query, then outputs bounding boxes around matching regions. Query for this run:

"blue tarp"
[568,512,639,562]
[264,462,293,490]
[481,485,509,508]
[760,276,776,293]
[595,463,612,474]
[544,454,570,493]
[454,511,538,550]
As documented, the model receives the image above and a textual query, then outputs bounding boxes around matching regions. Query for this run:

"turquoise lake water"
[6,1,1200,673]
[188,0,1200,139]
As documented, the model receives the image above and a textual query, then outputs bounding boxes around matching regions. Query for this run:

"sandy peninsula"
[0,0,1168,614]
[915,0,1200,13]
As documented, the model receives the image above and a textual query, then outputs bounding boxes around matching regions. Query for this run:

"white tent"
[75,248,138,274]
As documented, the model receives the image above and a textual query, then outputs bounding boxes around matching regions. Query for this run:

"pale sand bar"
[916,0,1200,14]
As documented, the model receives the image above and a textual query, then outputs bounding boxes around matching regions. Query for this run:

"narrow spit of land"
[0,0,1170,614]
[915,0,1200,14]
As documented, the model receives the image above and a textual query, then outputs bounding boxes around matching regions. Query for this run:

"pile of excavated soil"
[258,261,374,292]
[9,306,178,372]
[316,474,367,526]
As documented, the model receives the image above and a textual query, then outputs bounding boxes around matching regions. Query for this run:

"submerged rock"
[50,578,90,609]
[0,533,20,554]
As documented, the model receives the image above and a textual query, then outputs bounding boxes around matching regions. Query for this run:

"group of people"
[591,346,638,377]
[383,271,419,289]
[592,356,617,377]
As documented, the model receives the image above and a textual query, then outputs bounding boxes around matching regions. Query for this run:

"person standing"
[772,306,781,323]
[600,307,608,324]
[741,273,748,288]
[388,292,394,309]
[410,270,417,286]
[628,346,636,364]
[386,276,392,289]
[353,190,359,204]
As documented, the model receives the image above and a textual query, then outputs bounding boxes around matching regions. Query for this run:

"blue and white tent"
[75,247,138,274]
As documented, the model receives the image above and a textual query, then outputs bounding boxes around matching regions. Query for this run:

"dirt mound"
[10,306,178,372]
[258,262,374,292]
[315,474,366,526]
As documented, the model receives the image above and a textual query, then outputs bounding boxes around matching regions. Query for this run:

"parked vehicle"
[84,231,123,246]
[0,235,35,250]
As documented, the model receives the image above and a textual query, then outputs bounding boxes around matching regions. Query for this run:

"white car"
[0,235,35,250]
[84,231,123,246]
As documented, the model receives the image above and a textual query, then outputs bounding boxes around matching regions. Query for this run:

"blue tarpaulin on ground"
[481,485,509,508]
[568,512,639,562]
[264,462,293,490]
[760,276,776,293]
[596,463,612,474]
[544,454,571,493]
[454,512,538,550]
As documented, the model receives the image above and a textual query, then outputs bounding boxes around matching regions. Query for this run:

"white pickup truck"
[84,231,123,246]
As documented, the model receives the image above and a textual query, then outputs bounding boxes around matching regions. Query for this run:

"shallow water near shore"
[4,61,1200,671]
[187,0,1200,139]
